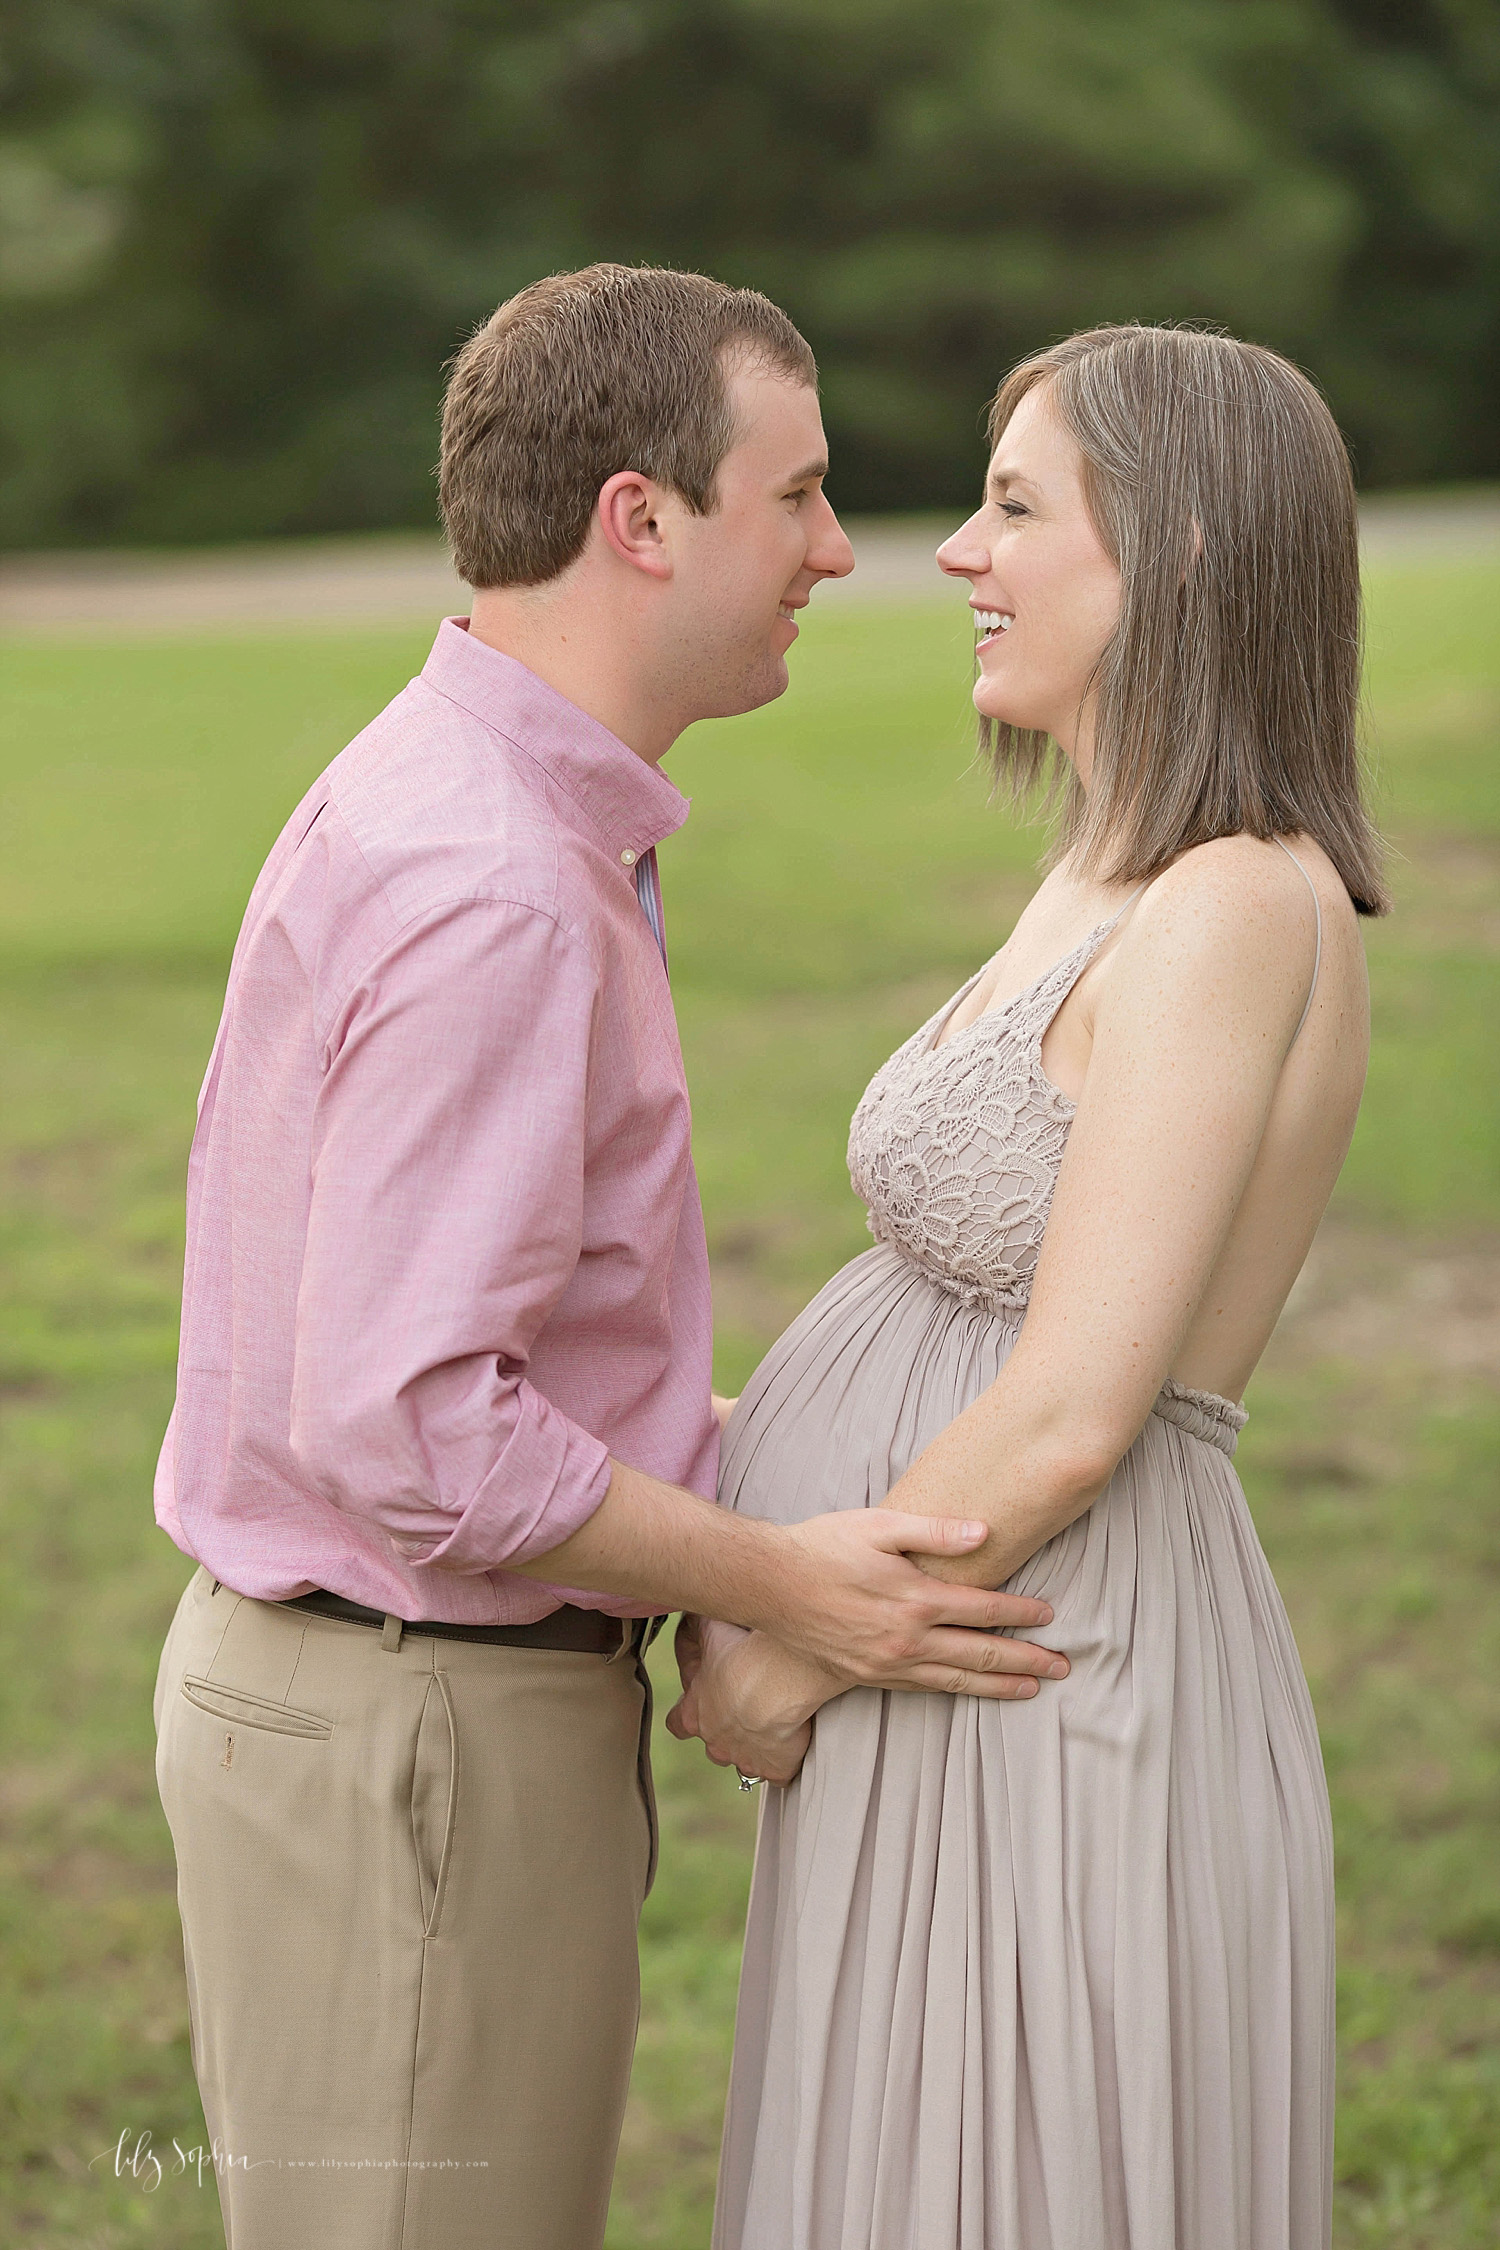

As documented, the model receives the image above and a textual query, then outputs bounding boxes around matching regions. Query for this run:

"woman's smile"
[972,603,1013,651]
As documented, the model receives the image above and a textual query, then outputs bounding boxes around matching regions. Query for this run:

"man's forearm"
[512,1458,795,1628]
[519,1458,1067,1694]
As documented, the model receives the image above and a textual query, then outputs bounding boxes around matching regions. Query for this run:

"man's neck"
[466,588,677,766]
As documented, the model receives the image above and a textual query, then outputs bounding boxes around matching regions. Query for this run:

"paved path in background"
[1,491,1495,636]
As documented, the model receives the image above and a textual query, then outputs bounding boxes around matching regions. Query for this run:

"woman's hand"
[674,1608,706,1697]
[667,1617,841,1786]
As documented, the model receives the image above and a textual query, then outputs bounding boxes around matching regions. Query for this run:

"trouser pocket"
[154,1568,230,1735]
[410,1670,459,1937]
[180,1677,333,1738]
[631,1639,660,1898]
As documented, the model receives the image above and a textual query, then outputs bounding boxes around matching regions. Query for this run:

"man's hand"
[669,1555,1070,1789]
[766,1510,1067,1692]
[517,1462,1065,1690]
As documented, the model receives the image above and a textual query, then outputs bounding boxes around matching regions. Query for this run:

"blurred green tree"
[0,0,1495,544]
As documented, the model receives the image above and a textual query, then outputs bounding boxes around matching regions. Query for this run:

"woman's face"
[937,382,1122,777]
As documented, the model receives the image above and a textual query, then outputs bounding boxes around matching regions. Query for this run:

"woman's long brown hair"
[983,323,1389,915]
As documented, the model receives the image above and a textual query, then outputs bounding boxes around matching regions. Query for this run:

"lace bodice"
[849,911,1124,1316]
[845,847,1332,1448]
[847,904,1251,1452]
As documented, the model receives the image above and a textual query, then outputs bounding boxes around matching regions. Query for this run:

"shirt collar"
[420,617,691,863]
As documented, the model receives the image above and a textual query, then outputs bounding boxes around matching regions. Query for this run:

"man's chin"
[706,658,790,721]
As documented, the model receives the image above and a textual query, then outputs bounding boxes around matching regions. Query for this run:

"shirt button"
[620,848,637,866]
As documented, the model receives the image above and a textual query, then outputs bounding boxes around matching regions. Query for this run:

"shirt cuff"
[407,1383,614,1575]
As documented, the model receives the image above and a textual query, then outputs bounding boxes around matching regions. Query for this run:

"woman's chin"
[972,680,1031,728]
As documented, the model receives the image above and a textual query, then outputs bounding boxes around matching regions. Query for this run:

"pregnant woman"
[670,324,1387,2249]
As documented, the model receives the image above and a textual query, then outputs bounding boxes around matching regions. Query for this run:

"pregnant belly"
[717,1243,1261,1679]
[717,1244,1025,1529]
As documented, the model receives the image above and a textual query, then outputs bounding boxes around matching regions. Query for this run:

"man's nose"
[812,501,857,581]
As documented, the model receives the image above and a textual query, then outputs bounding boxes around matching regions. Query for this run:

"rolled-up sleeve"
[288,897,613,1572]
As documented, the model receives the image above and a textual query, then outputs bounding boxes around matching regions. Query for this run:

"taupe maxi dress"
[713,903,1335,2250]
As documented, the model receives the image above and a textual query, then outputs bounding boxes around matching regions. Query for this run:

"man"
[152,263,1060,2249]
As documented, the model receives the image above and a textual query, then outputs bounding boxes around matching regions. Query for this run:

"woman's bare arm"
[672,841,1333,1768]
[882,841,1325,1584]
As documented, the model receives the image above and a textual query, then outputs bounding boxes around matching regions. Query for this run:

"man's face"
[659,360,855,721]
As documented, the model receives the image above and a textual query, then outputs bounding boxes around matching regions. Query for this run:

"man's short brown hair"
[439,263,817,589]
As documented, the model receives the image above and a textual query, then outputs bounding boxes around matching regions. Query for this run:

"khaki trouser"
[154,1567,654,2249]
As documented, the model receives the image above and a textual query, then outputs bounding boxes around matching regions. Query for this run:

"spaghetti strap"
[1274,836,1322,1046]
[1109,879,1150,929]
[927,882,1150,1058]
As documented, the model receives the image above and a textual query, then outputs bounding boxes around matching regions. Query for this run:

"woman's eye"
[1001,501,1029,520]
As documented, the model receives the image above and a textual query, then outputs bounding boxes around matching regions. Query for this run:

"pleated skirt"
[713,1245,1334,2250]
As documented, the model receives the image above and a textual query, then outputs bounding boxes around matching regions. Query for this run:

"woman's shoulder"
[1132,832,1353,943]
[1109,832,1357,1020]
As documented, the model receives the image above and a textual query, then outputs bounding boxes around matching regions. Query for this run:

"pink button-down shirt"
[154,620,719,1622]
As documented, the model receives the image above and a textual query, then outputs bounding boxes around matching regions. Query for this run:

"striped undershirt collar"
[633,845,668,972]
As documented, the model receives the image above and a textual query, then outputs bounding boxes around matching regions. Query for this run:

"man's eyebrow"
[784,456,829,485]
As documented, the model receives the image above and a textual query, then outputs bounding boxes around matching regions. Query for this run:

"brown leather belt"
[278,1587,634,1653]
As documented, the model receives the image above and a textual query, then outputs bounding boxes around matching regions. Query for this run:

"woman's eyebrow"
[987,466,1041,500]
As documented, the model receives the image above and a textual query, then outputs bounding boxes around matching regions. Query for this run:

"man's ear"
[596,469,674,581]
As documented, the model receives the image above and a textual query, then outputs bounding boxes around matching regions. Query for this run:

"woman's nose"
[936,515,991,578]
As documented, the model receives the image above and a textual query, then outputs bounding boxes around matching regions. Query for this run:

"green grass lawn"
[1,553,1496,2246]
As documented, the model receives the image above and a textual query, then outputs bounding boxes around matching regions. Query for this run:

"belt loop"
[606,1616,645,1664]
[381,1613,405,1653]
[608,1615,658,1664]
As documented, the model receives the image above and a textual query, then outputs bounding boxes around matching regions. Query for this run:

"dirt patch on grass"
[712,1215,1500,1389]
[708,1220,823,1346]
[1379,831,1500,955]
[1268,1218,1500,1385]
[2,495,1493,636]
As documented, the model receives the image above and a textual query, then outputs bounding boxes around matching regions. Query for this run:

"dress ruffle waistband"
[1151,1379,1247,1456]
